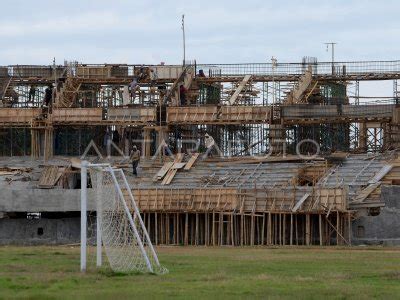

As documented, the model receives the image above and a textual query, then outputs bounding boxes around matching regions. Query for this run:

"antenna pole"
[324,42,337,75]
[182,14,186,66]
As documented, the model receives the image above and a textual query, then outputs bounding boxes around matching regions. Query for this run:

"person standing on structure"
[179,84,187,106]
[130,77,138,101]
[130,145,140,176]
[43,85,52,107]
[198,69,206,77]
[28,85,36,102]
[204,133,215,157]
[103,129,111,156]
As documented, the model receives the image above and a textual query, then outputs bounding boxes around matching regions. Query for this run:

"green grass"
[0,246,399,299]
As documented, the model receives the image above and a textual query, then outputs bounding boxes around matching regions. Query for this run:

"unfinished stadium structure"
[1,60,400,246]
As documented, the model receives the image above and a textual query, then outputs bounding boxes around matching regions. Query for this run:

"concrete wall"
[0,188,96,212]
[352,186,400,246]
[0,217,96,245]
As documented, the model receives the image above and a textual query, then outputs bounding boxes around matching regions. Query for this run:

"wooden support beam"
[306,214,311,246]
[228,75,251,105]
[292,193,310,212]
[250,213,255,246]
[319,214,323,246]
[231,213,235,246]
[261,213,265,245]
[155,212,158,245]
[267,212,272,245]
[212,211,216,246]
[283,214,286,246]
[195,213,199,246]
[326,214,350,246]
[290,213,293,246]
[184,153,200,170]
[348,212,352,246]
[205,213,209,246]
[184,212,189,246]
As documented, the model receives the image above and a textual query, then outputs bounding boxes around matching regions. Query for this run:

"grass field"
[0,246,399,299]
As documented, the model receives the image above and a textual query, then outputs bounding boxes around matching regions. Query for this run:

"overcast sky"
[0,0,397,95]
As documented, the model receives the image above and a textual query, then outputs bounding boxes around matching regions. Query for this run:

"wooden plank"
[162,154,184,185]
[228,75,251,105]
[52,108,102,122]
[184,153,200,170]
[352,182,381,203]
[291,193,310,212]
[107,107,156,122]
[368,165,393,184]
[171,162,186,170]
[153,162,174,181]
[38,166,63,188]
[162,169,177,185]
[70,157,82,169]
[0,108,41,123]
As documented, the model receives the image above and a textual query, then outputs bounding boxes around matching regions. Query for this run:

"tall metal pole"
[271,56,277,105]
[53,57,57,106]
[324,42,337,75]
[80,161,88,272]
[96,169,103,267]
[53,57,57,87]
[182,14,186,66]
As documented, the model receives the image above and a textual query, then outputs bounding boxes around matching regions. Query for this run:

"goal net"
[87,164,167,274]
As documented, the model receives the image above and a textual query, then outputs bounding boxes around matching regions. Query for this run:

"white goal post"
[80,161,167,274]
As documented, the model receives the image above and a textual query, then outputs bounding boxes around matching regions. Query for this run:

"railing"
[1,60,400,78]
[3,64,180,78]
[196,60,400,77]
[0,65,67,78]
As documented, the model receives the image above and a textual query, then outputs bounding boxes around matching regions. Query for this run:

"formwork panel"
[51,108,103,122]
[167,106,218,123]
[107,107,156,122]
[0,108,41,124]
[131,187,239,212]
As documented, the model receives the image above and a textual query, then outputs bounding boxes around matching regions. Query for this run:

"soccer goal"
[80,161,167,274]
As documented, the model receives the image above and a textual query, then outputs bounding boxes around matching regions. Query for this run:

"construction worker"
[130,145,140,176]
[198,69,206,77]
[130,77,138,100]
[103,129,111,156]
[112,129,120,155]
[203,133,215,158]
[112,129,120,146]
[28,85,36,102]
[43,86,52,107]
[10,90,19,106]
[179,84,187,106]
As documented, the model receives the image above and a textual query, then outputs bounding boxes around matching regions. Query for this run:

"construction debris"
[0,167,32,176]
[38,166,64,188]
